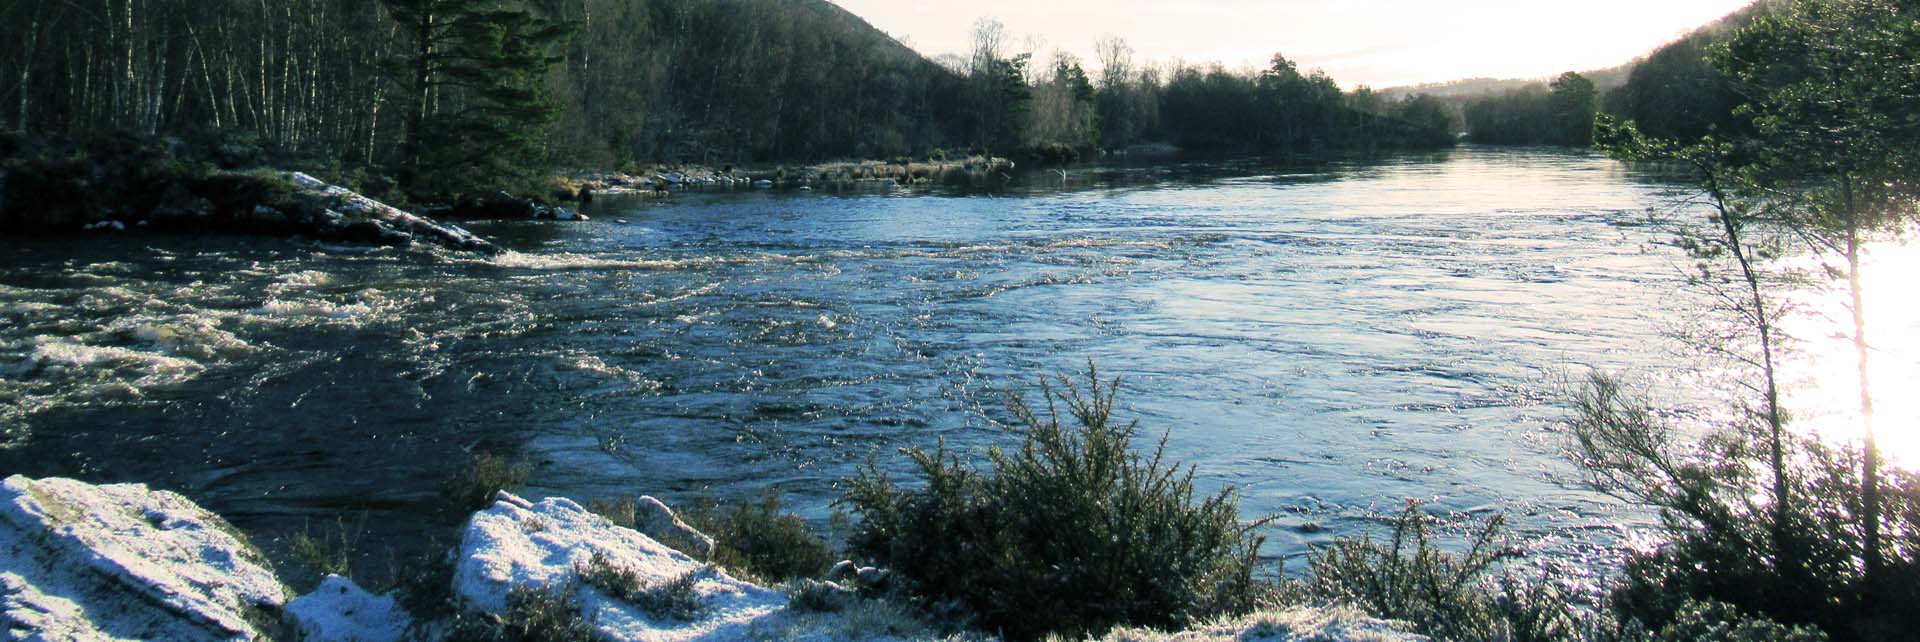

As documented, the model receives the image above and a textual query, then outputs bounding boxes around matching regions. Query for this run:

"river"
[3,146,1910,585]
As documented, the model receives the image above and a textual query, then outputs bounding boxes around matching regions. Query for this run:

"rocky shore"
[0,475,1425,642]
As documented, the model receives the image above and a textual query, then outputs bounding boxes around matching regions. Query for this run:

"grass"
[442,585,600,642]
[286,515,365,589]
[441,452,533,518]
[755,581,940,642]
[576,555,712,622]
[841,364,1269,641]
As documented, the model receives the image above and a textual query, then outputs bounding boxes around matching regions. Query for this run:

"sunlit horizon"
[832,0,1758,89]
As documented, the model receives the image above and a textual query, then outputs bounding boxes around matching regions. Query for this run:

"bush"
[442,585,598,642]
[440,453,533,518]
[1304,501,1579,642]
[841,365,1267,641]
[577,555,710,621]
[286,515,365,590]
[1568,373,1920,641]
[686,492,836,583]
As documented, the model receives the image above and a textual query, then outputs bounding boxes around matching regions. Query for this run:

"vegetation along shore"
[2,0,1919,641]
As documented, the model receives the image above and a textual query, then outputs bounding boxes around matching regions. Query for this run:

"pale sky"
[830,0,1757,89]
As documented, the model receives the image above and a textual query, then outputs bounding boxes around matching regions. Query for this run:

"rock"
[853,566,890,587]
[284,575,410,642]
[0,475,292,641]
[452,492,785,642]
[287,172,498,254]
[151,183,212,220]
[825,560,856,583]
[632,496,715,560]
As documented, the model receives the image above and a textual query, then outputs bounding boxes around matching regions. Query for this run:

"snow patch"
[1101,607,1428,642]
[0,475,291,641]
[285,575,410,642]
[453,492,783,642]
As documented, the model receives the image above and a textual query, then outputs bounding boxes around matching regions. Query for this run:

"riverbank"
[556,156,1018,201]
[0,134,501,252]
[0,474,1426,642]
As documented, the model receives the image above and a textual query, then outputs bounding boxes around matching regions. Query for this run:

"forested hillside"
[1600,0,1784,141]
[1449,0,1780,146]
[0,0,1457,202]
[0,0,964,170]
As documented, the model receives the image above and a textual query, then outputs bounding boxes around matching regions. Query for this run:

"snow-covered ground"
[0,477,1424,642]
[0,475,291,641]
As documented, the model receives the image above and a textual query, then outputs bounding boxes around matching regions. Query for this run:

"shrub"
[1304,501,1578,642]
[441,453,533,517]
[1568,373,1920,641]
[686,492,836,583]
[442,585,599,642]
[577,555,710,621]
[1638,600,1827,642]
[841,365,1267,641]
[286,515,365,589]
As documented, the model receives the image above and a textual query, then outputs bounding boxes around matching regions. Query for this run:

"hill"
[1381,0,1776,138]
[0,0,969,173]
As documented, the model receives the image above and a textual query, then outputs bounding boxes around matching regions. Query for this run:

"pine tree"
[383,0,569,200]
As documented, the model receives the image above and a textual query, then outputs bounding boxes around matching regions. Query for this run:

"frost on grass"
[452,492,787,642]
[1098,608,1428,642]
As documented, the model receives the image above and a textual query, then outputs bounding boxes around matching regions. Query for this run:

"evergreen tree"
[383,0,569,199]
[1547,71,1597,146]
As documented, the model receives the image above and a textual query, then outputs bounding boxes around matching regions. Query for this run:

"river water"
[3,146,1911,584]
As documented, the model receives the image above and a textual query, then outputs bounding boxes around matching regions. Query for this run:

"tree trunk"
[408,4,436,169]
[16,10,36,132]
[1846,176,1882,585]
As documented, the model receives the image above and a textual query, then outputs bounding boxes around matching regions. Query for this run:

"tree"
[383,0,568,198]
[1713,0,1920,588]
[1547,71,1596,146]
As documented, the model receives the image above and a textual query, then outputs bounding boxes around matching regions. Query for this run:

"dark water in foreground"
[12,146,1883,584]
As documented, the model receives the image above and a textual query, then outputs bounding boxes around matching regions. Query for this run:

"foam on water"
[7,147,1910,586]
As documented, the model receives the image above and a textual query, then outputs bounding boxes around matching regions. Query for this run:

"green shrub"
[440,453,533,518]
[1304,501,1564,642]
[687,492,836,583]
[841,365,1267,641]
[1640,600,1827,642]
[1569,373,1920,641]
[442,585,599,642]
[286,516,365,590]
[585,496,638,527]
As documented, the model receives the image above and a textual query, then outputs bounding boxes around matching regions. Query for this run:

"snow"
[0,475,1426,642]
[286,172,498,253]
[0,475,291,641]
[452,492,787,642]
[1101,608,1428,642]
[285,575,411,642]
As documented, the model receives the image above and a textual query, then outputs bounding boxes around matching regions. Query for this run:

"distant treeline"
[1459,1,1777,146]
[0,0,1453,200]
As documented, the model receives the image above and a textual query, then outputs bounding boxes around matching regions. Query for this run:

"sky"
[830,0,1757,89]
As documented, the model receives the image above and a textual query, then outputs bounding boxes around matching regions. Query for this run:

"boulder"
[452,492,784,642]
[632,495,715,560]
[287,173,498,254]
[0,475,291,641]
[284,575,410,642]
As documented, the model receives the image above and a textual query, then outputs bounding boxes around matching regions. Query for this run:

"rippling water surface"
[4,146,1912,580]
